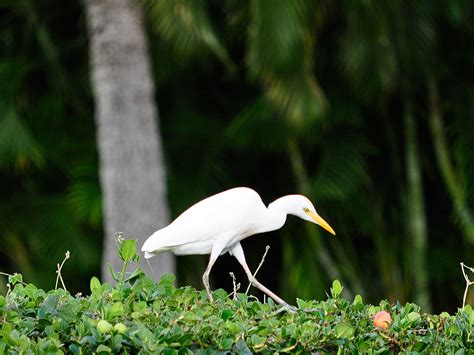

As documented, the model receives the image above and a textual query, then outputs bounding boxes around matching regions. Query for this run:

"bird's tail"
[141,228,174,258]
[143,251,154,259]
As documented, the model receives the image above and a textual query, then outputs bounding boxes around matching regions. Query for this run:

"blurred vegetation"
[0,0,473,312]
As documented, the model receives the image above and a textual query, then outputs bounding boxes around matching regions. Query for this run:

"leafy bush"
[1,240,473,353]
[1,274,474,353]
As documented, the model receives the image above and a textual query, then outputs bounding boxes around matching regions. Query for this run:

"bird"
[141,187,335,306]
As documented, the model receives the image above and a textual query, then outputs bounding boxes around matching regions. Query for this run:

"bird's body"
[142,187,335,306]
[143,188,281,257]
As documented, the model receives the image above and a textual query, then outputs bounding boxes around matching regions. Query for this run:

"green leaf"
[250,334,266,346]
[97,320,113,335]
[69,342,82,354]
[233,340,252,355]
[58,301,79,322]
[220,309,234,320]
[331,280,343,298]
[119,240,137,262]
[159,273,176,285]
[335,322,355,339]
[219,337,234,350]
[8,273,23,285]
[351,294,364,311]
[226,322,242,335]
[407,312,421,322]
[96,344,112,353]
[113,323,127,334]
[133,301,147,312]
[124,268,145,282]
[41,294,60,315]
[0,329,19,347]
[469,311,474,326]
[296,298,308,309]
[108,263,120,282]
[90,276,101,294]
[439,312,450,319]
[368,305,380,315]
[212,288,228,300]
[353,294,363,305]
[108,302,124,319]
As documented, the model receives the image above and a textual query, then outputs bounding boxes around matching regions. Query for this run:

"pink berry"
[373,310,392,330]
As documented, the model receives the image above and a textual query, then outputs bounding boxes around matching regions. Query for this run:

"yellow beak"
[306,211,336,235]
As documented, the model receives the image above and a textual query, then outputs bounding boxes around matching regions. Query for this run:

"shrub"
[1,272,474,353]
[1,239,473,353]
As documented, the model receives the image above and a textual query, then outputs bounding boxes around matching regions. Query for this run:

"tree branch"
[460,262,474,309]
[245,245,270,295]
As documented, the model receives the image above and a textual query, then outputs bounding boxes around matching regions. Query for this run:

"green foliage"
[0,110,44,171]
[0,0,100,293]
[1,274,473,353]
[118,239,138,264]
[246,0,327,128]
[330,279,343,298]
[105,236,142,283]
[67,164,102,227]
[142,0,233,70]
[1,0,474,314]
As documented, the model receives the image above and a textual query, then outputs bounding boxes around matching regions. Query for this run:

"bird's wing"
[142,187,265,253]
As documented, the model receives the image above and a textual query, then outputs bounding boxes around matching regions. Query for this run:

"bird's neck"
[260,196,291,233]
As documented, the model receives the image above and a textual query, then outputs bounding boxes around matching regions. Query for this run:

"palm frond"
[340,0,435,99]
[225,97,289,151]
[246,0,327,127]
[263,72,327,128]
[312,131,371,202]
[67,163,102,227]
[143,0,234,71]
[339,1,397,101]
[0,109,44,171]
[388,0,435,78]
[247,0,311,75]
[0,59,32,98]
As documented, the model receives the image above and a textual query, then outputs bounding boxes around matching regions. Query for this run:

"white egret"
[142,187,335,306]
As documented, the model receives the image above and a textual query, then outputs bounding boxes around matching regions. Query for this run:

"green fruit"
[113,323,127,334]
[97,319,113,334]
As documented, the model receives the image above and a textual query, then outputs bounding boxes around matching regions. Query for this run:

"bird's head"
[288,195,336,235]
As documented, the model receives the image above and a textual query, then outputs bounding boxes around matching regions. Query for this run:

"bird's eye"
[303,207,310,212]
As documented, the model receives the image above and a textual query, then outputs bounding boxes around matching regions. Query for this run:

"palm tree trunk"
[427,77,474,244]
[85,0,174,282]
[403,99,431,311]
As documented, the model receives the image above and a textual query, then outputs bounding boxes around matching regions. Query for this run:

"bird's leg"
[202,267,213,302]
[202,245,222,302]
[248,274,289,306]
[230,242,291,307]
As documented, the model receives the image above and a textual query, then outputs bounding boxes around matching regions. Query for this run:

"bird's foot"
[283,303,297,313]
[271,303,297,315]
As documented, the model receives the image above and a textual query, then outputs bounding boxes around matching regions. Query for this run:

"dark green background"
[0,0,473,313]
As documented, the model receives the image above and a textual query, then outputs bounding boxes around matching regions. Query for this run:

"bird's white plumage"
[142,187,268,256]
[141,186,335,306]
